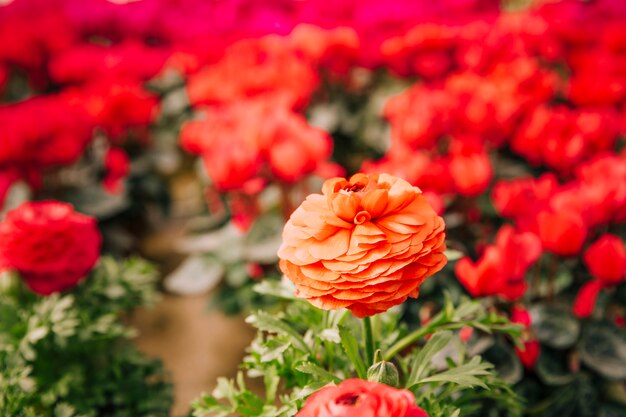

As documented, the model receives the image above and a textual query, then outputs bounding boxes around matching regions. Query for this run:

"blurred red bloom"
[511,106,620,173]
[68,80,159,144]
[180,96,333,192]
[381,23,459,79]
[49,40,169,85]
[447,138,493,197]
[583,234,626,285]
[0,201,101,295]
[510,305,540,368]
[187,35,319,109]
[536,210,587,257]
[455,225,541,300]
[0,95,93,169]
[103,147,130,194]
[573,280,604,319]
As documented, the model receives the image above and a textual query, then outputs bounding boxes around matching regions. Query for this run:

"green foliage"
[192,281,523,417]
[0,257,172,417]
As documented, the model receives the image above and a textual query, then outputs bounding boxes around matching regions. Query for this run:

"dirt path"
[132,293,256,416]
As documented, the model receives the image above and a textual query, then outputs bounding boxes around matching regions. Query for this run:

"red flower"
[180,97,332,191]
[0,63,8,95]
[381,23,458,79]
[103,147,130,194]
[288,25,360,77]
[383,85,454,151]
[455,226,541,300]
[296,379,428,417]
[511,106,620,173]
[186,35,318,109]
[0,95,93,169]
[575,155,626,224]
[583,234,626,286]
[491,174,558,221]
[447,139,493,197]
[0,201,101,295]
[511,306,540,369]
[516,340,540,369]
[573,280,604,319]
[536,210,587,257]
[49,40,168,85]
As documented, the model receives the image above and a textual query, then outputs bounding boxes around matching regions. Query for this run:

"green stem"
[384,325,432,361]
[384,321,463,361]
[363,316,375,365]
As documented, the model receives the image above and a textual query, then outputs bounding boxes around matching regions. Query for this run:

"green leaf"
[339,325,367,379]
[443,249,464,262]
[406,331,453,388]
[236,391,265,416]
[530,304,580,349]
[579,321,626,379]
[246,312,310,354]
[295,362,341,384]
[253,280,297,301]
[413,356,492,389]
[264,366,279,404]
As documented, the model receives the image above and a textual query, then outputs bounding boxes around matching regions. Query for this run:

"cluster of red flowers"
[179,27,361,227]
[360,0,626,336]
[0,0,493,212]
[0,0,169,206]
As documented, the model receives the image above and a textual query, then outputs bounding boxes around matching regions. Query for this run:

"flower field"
[1,0,626,416]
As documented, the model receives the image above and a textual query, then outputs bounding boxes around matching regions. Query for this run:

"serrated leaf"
[259,340,291,363]
[453,299,482,321]
[406,331,453,388]
[413,356,492,389]
[246,312,310,354]
[253,280,297,300]
[264,366,279,404]
[235,390,265,416]
[339,326,367,379]
[213,377,236,401]
[295,362,341,384]
[482,339,523,384]
[293,381,330,401]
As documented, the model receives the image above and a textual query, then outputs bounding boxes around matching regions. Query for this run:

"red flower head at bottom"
[296,379,428,417]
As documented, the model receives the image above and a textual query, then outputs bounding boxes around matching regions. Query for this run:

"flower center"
[335,393,360,406]
[342,183,365,193]
[354,210,371,224]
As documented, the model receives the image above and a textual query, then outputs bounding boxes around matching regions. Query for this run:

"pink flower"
[297,379,428,417]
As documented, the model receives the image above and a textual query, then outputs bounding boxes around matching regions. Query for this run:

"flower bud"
[367,360,400,387]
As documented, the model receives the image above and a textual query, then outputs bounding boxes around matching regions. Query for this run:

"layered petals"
[296,379,428,417]
[279,173,447,317]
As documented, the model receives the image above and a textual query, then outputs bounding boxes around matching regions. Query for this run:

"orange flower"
[278,173,447,317]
